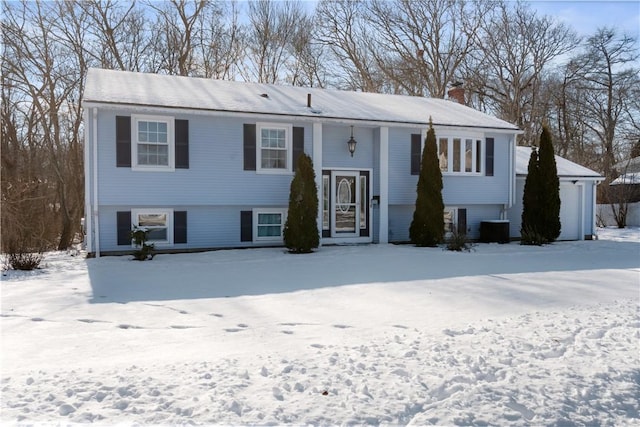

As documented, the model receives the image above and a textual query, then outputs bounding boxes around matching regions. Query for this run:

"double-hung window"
[253,209,287,241]
[132,209,173,245]
[132,115,175,171]
[257,123,293,173]
[438,133,483,174]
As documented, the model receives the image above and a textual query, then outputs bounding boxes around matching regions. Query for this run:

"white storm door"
[332,171,360,237]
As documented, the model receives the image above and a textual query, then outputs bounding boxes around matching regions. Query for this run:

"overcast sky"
[527,0,640,38]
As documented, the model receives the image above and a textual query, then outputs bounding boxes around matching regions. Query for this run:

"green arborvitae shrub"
[521,146,541,245]
[537,125,561,242]
[410,120,444,247]
[283,153,319,253]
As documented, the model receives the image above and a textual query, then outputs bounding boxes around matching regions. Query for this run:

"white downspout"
[593,182,599,239]
[83,108,92,253]
[313,122,323,246]
[93,108,100,257]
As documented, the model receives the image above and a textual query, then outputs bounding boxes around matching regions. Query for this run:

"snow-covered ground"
[2,227,639,425]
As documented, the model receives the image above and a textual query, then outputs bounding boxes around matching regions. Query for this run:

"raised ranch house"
[82,68,601,256]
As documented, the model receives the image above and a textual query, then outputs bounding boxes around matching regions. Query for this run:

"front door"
[333,171,359,237]
[323,170,370,240]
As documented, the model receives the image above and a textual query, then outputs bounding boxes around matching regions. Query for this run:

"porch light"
[347,126,357,157]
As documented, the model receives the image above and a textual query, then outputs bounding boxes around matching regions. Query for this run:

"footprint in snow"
[117,324,144,330]
[333,324,352,329]
[77,319,110,324]
[31,317,45,322]
[169,325,199,329]
[310,344,325,349]
[393,324,409,329]
[281,330,294,335]
[237,323,249,328]
[225,328,242,333]
[210,313,224,318]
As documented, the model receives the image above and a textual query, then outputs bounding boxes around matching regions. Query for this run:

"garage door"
[559,183,581,240]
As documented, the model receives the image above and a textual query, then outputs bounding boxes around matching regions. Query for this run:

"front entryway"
[322,169,371,242]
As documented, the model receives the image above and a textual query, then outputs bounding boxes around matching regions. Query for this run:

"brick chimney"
[447,83,465,105]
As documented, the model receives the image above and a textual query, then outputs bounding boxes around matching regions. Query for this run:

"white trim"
[379,126,389,244]
[444,206,459,238]
[579,182,586,240]
[252,208,287,242]
[256,122,293,174]
[435,132,485,176]
[92,108,100,257]
[313,122,323,244]
[131,208,174,246]
[131,114,175,172]
[83,107,92,254]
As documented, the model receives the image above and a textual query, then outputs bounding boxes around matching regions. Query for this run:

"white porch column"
[313,122,323,245]
[379,126,389,243]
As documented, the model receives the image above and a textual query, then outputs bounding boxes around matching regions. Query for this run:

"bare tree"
[148,0,207,76]
[367,0,488,98]
[242,0,311,84]
[315,0,382,91]
[570,28,640,179]
[466,1,579,144]
[194,0,245,79]
[2,1,86,250]
[80,0,152,72]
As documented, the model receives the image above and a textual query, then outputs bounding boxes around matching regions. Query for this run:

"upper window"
[438,134,483,175]
[132,115,174,171]
[257,123,293,173]
[132,208,173,245]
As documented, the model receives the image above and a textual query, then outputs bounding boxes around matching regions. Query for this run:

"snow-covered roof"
[515,146,602,178]
[613,156,640,174]
[83,68,520,131]
[611,172,640,185]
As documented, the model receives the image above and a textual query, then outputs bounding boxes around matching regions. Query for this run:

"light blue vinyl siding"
[322,125,375,169]
[388,204,504,243]
[388,129,512,206]
[96,109,311,206]
[99,205,288,252]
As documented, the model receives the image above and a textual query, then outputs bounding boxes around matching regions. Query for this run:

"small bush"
[445,230,474,252]
[5,250,44,271]
[130,227,154,261]
[520,226,548,246]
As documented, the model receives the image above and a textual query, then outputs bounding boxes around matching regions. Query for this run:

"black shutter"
[360,171,370,237]
[411,134,421,175]
[174,211,187,243]
[292,126,304,171]
[175,120,189,169]
[240,211,253,242]
[485,138,494,176]
[117,211,131,245]
[457,208,467,234]
[116,116,131,167]
[322,170,330,238]
[243,124,256,171]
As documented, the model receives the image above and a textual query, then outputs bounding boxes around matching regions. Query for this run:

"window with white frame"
[132,115,174,171]
[438,134,483,174]
[132,209,173,245]
[257,123,292,173]
[253,209,287,241]
[444,207,457,237]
